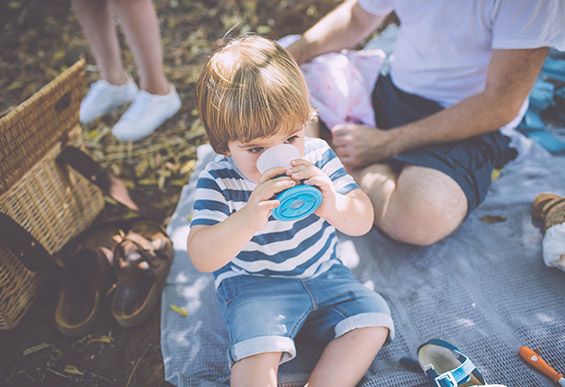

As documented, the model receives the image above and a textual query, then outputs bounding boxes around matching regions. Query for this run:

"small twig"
[44,367,70,379]
[5,369,36,384]
[17,0,38,25]
[85,370,115,386]
[125,351,145,387]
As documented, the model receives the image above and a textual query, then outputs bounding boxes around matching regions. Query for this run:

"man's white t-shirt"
[359,0,565,117]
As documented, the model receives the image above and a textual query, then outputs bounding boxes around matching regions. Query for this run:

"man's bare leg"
[351,164,468,245]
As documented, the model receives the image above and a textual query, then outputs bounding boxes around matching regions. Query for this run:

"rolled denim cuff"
[334,312,395,342]
[229,335,296,368]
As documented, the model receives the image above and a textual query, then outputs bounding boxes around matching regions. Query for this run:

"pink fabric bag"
[279,35,385,128]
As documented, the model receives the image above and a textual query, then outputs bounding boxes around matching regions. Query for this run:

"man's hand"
[331,123,396,170]
[242,167,296,231]
[287,159,338,220]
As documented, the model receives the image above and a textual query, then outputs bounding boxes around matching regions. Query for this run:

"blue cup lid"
[273,185,323,221]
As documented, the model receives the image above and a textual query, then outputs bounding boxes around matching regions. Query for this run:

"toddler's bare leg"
[231,352,282,387]
[306,326,388,387]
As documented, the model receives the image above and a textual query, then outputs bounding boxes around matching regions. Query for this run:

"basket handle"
[57,146,140,212]
[0,212,59,272]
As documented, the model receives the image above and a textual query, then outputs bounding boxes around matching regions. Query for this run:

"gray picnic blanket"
[160,133,565,387]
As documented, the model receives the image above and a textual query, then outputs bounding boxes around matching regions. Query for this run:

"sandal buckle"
[435,372,458,387]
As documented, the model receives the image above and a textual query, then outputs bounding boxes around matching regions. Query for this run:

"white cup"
[256,144,300,175]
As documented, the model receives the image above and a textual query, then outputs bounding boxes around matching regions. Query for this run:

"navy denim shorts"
[372,75,518,213]
[215,263,394,367]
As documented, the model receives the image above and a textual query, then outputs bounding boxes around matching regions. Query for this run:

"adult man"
[287,0,565,245]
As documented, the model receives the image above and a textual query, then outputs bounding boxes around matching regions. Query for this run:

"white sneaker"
[112,85,181,142]
[80,78,138,124]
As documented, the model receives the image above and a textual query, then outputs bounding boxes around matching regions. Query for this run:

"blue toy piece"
[272,184,323,221]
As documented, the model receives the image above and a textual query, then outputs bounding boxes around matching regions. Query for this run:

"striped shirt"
[191,138,359,288]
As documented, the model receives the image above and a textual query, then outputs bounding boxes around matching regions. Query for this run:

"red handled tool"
[518,346,565,386]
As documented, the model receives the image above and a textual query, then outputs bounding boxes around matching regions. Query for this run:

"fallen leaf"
[7,81,23,91]
[138,178,158,186]
[180,159,196,174]
[170,304,189,317]
[170,178,188,187]
[134,158,150,177]
[87,335,113,344]
[52,49,65,61]
[23,342,52,356]
[257,25,271,34]
[480,215,507,224]
[63,364,84,376]
[158,174,166,189]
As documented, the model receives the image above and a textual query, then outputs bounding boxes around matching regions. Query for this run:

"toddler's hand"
[242,167,296,231]
[287,159,337,219]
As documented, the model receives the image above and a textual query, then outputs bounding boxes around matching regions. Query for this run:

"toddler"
[188,35,394,387]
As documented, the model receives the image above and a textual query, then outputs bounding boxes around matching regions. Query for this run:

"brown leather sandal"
[532,192,565,232]
[111,220,173,327]
[55,226,125,337]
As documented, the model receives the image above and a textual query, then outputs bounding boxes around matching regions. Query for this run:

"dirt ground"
[0,0,338,385]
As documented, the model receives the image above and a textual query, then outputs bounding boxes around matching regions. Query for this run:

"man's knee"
[381,209,457,246]
[379,167,468,246]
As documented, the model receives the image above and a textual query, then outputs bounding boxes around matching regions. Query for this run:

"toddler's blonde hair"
[196,35,312,154]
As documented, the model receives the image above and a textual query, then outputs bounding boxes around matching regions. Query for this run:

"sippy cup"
[256,144,323,221]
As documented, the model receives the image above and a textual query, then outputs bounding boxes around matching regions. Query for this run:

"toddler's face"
[227,127,305,182]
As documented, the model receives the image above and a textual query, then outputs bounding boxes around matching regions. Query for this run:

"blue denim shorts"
[215,263,394,367]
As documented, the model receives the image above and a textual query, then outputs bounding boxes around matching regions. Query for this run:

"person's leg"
[218,275,310,386]
[350,164,468,246]
[231,352,282,387]
[72,0,127,85]
[306,326,388,387]
[303,264,394,386]
[111,0,168,95]
[344,75,513,245]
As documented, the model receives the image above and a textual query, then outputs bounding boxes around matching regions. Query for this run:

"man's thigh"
[389,131,516,214]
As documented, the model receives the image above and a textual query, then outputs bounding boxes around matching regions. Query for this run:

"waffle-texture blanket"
[161,135,565,386]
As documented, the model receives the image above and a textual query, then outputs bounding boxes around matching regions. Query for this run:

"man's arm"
[287,0,389,64]
[390,47,549,154]
[332,47,549,168]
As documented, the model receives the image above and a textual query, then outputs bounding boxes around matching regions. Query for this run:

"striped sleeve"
[315,142,359,195]
[190,169,230,227]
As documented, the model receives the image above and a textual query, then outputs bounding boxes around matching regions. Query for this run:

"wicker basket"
[0,59,105,330]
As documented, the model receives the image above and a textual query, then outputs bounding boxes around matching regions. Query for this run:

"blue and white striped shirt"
[191,138,359,288]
